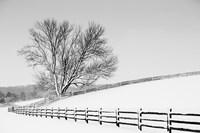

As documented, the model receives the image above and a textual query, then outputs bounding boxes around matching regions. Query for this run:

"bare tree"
[18,19,118,96]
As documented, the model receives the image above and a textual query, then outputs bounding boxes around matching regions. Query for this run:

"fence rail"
[8,107,200,133]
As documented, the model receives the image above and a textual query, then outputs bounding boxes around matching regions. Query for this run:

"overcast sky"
[0,0,200,86]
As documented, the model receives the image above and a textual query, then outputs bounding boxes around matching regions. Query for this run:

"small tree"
[6,92,12,98]
[20,92,26,100]
[0,98,5,104]
[0,91,5,98]
[18,19,118,96]
[30,90,38,99]
[5,92,19,102]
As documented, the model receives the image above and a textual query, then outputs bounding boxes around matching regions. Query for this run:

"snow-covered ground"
[14,98,45,106]
[1,75,200,133]
[0,107,145,133]
[49,75,200,109]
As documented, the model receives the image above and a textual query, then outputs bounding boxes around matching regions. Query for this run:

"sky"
[0,0,200,86]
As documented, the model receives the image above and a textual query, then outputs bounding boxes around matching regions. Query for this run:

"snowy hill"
[48,75,200,109]
[1,74,200,133]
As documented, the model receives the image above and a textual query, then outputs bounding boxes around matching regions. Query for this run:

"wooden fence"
[9,106,200,133]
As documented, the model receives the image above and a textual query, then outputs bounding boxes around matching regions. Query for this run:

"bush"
[0,98,5,104]
[5,92,19,102]
[20,92,26,100]
[0,91,5,98]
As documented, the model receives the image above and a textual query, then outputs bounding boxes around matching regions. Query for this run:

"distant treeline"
[0,85,46,104]
[1,71,200,105]
[0,84,83,105]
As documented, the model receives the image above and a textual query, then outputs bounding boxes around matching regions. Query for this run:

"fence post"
[99,108,102,125]
[40,108,42,117]
[34,107,35,116]
[85,108,88,123]
[116,108,120,127]
[24,107,27,115]
[37,108,39,117]
[65,107,68,120]
[167,108,172,133]
[26,107,27,115]
[45,107,47,118]
[34,107,36,116]
[31,107,33,116]
[32,107,34,116]
[57,107,60,119]
[15,107,16,114]
[29,107,31,116]
[21,106,23,115]
[74,108,77,122]
[27,107,29,116]
[22,106,24,115]
[25,107,27,115]
[138,108,142,131]
[33,107,35,116]
[19,106,21,114]
[51,107,53,118]
[20,106,22,114]
[28,107,30,116]
[28,107,31,116]
[35,108,38,117]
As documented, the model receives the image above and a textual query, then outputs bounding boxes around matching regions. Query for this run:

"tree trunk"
[53,74,61,96]
[61,83,71,94]
[55,87,60,97]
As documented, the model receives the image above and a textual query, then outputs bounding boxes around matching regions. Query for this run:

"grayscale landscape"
[0,0,200,133]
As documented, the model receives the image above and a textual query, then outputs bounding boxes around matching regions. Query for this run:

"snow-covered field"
[49,75,200,109]
[14,98,45,106]
[1,75,200,133]
[0,107,143,133]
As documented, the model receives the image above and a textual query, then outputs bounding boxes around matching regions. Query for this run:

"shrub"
[0,98,6,104]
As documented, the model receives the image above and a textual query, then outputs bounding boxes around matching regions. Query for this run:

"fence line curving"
[8,106,200,133]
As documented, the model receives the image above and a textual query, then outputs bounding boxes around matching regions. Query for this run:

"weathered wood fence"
[9,107,200,133]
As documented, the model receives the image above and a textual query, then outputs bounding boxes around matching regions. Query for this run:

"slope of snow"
[14,98,45,106]
[48,75,200,110]
[1,75,200,133]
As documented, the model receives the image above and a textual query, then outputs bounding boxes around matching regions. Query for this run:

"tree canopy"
[18,19,118,96]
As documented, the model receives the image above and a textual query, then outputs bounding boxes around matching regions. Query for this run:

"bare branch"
[18,19,118,96]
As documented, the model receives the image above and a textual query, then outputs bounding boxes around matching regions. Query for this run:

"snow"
[1,75,200,133]
[0,107,144,133]
[14,98,45,106]
[48,75,200,109]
